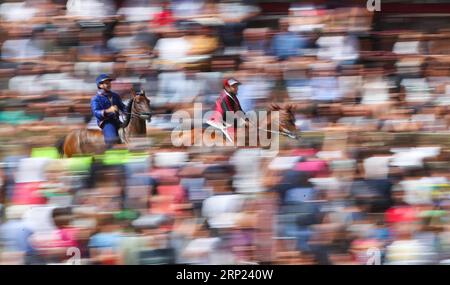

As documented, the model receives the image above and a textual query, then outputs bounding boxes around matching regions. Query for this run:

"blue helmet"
[96,74,113,87]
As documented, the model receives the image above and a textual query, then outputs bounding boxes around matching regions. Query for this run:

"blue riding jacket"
[90,90,126,128]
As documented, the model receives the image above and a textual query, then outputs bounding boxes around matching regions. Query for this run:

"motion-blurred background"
[1,0,450,265]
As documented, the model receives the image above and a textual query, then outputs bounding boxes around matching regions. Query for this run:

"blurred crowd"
[1,0,450,265]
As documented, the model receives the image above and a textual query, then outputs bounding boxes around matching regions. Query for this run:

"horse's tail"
[55,135,66,157]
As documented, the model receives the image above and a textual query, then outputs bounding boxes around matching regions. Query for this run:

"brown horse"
[57,89,152,157]
[173,103,300,149]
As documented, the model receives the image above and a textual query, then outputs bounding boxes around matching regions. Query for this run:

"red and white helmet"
[223,78,241,88]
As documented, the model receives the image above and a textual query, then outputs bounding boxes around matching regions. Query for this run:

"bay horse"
[57,89,152,157]
[173,103,300,149]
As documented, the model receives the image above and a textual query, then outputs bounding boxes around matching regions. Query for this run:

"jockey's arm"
[237,116,249,127]
[91,97,117,120]
[235,107,248,127]
[91,97,107,120]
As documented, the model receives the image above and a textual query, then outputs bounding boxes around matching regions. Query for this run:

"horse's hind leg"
[63,130,81,158]
[63,133,74,158]
[63,139,71,158]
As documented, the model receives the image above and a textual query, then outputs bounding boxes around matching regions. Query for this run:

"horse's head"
[270,103,301,140]
[131,89,152,122]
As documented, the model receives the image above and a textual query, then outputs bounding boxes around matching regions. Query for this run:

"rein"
[246,119,297,139]
[120,97,150,127]
[121,98,140,118]
[122,110,144,118]
[120,99,139,130]
[257,126,297,139]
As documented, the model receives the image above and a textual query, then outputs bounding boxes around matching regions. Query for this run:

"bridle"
[121,94,152,120]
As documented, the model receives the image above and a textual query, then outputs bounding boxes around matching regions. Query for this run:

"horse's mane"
[269,103,294,114]
[121,98,134,129]
[269,103,281,111]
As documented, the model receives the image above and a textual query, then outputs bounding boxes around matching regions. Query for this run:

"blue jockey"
[90,74,126,147]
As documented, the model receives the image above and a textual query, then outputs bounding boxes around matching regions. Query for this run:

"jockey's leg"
[103,122,120,149]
